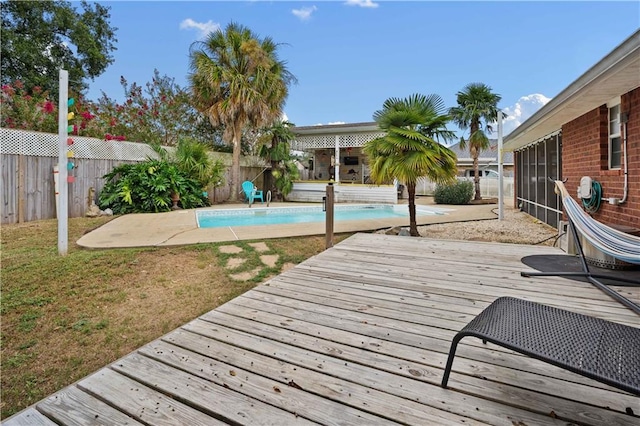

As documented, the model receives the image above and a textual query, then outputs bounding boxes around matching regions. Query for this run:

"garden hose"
[581,180,602,214]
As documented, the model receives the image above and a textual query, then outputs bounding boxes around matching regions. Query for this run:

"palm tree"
[364,94,457,236]
[449,83,504,201]
[258,119,296,201]
[188,22,296,201]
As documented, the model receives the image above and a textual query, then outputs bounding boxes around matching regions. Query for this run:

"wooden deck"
[5,234,639,425]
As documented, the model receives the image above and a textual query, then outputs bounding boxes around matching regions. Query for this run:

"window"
[609,103,622,169]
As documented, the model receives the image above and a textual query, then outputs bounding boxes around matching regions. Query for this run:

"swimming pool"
[196,204,446,228]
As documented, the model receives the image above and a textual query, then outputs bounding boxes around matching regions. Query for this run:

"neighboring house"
[448,140,514,177]
[504,30,640,231]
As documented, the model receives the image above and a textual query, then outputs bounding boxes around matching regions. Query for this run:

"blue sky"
[87,1,640,136]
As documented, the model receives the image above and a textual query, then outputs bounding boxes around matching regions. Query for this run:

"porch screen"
[515,133,562,229]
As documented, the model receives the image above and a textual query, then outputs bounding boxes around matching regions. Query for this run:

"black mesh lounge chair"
[441,296,640,396]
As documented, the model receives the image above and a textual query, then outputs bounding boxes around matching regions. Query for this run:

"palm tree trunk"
[408,183,419,236]
[264,169,273,200]
[472,146,481,200]
[229,122,242,202]
[470,122,481,200]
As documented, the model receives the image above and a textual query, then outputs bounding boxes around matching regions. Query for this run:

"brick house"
[504,30,640,231]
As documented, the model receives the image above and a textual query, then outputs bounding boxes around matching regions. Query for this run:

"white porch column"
[334,135,340,183]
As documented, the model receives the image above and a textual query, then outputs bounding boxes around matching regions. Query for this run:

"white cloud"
[292,6,317,21]
[312,121,346,126]
[281,112,289,122]
[179,18,221,39]
[344,0,379,8]
[502,93,551,135]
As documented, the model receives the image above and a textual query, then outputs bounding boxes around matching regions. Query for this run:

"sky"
[86,1,640,137]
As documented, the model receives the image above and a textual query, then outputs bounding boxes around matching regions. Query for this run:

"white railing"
[416,177,515,198]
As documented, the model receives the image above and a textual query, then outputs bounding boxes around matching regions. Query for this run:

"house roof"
[293,122,379,135]
[449,140,514,165]
[504,30,640,152]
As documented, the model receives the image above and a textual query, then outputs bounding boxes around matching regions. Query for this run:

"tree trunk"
[408,183,419,236]
[229,122,242,202]
[470,122,482,200]
[264,169,273,200]
[472,145,481,200]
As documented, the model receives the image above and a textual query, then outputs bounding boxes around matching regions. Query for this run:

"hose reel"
[577,176,602,214]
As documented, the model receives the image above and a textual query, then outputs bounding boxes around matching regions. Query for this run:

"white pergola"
[289,122,399,203]
[292,122,383,183]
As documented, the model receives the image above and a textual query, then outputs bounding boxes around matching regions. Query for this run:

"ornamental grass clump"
[434,180,474,205]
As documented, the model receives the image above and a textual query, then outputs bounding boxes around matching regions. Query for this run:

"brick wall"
[561,87,640,229]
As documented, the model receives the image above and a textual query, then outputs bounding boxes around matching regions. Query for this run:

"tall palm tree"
[258,119,296,200]
[364,94,457,236]
[188,22,296,201]
[449,83,504,201]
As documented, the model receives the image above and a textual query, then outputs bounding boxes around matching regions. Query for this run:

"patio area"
[6,233,639,425]
[75,199,499,248]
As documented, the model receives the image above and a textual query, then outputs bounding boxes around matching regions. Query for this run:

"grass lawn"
[0,216,348,419]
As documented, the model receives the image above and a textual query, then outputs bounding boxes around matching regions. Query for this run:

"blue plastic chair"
[241,181,263,204]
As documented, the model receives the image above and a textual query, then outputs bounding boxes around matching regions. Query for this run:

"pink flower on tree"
[81,111,94,121]
[43,101,55,113]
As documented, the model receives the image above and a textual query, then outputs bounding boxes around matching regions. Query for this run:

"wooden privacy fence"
[0,128,266,224]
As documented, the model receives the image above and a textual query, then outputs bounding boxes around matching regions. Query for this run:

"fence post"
[18,154,25,223]
[325,183,334,249]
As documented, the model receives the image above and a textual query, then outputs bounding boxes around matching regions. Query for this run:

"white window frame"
[607,97,622,170]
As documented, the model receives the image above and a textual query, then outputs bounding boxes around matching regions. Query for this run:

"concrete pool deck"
[76,198,501,249]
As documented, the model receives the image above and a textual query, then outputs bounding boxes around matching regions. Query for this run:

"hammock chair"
[521,180,640,315]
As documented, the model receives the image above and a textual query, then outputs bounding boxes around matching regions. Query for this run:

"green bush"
[434,180,474,205]
[98,159,210,214]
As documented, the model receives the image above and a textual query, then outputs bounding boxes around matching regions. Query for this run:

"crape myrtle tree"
[94,70,222,146]
[0,80,106,137]
[449,83,505,201]
[1,0,118,97]
[364,94,457,236]
[188,22,296,201]
[0,70,223,150]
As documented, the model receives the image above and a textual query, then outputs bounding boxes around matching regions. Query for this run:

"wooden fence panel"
[1,155,265,224]
[26,156,56,222]
[1,154,18,223]
[1,129,265,223]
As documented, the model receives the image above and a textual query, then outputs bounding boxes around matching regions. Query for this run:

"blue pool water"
[196,204,444,228]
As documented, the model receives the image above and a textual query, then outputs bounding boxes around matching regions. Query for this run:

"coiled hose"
[581,180,602,214]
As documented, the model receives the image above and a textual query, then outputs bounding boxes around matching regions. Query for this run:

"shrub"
[98,160,209,214]
[434,180,474,205]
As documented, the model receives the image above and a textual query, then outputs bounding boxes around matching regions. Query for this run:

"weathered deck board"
[2,408,57,426]
[146,335,476,425]
[217,295,636,397]
[5,233,639,425]
[37,386,145,425]
[207,302,638,418]
[182,318,564,425]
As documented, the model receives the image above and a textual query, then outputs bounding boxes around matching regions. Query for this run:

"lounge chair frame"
[441,296,640,395]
